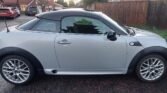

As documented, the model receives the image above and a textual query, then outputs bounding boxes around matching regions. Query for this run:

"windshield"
[98,12,128,34]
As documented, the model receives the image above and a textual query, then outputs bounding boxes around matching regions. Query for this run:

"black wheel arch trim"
[0,47,44,74]
[128,46,167,74]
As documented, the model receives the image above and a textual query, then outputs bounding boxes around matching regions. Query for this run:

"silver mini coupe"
[0,9,167,85]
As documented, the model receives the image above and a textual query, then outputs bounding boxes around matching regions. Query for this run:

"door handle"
[57,39,71,44]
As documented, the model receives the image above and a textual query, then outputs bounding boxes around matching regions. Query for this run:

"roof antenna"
[4,17,10,33]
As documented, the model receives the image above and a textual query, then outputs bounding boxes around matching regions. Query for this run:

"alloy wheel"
[139,57,165,81]
[2,58,30,84]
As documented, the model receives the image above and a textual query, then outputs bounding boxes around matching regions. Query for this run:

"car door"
[55,16,127,72]
[18,18,60,69]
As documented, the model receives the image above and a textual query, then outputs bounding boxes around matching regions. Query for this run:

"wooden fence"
[93,1,148,25]
[147,1,167,28]
[92,1,167,28]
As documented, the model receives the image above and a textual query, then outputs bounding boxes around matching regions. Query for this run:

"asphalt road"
[0,15,34,29]
[0,15,167,93]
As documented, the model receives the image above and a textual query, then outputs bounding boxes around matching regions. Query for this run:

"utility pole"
[16,0,21,10]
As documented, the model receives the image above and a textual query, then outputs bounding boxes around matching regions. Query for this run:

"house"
[19,0,36,11]
[37,0,63,11]
[1,0,36,11]
[1,0,59,11]
[0,0,3,6]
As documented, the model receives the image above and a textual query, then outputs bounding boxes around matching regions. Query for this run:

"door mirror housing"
[107,31,117,41]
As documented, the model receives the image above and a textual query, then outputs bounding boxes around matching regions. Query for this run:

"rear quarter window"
[31,19,57,32]
[17,18,59,32]
[17,18,39,30]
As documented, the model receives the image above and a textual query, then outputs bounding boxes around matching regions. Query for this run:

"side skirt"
[44,69,126,75]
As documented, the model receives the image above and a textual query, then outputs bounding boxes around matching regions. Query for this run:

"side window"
[62,16,111,34]
[31,19,57,32]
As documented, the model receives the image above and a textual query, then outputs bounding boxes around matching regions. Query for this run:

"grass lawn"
[134,25,167,38]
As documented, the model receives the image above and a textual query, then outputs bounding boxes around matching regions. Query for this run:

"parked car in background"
[25,6,41,16]
[0,9,167,85]
[0,7,18,19]
[14,7,21,16]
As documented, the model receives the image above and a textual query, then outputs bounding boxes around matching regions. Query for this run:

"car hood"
[131,27,162,38]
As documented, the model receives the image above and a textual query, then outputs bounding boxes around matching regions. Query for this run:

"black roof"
[36,8,102,21]
[36,8,128,35]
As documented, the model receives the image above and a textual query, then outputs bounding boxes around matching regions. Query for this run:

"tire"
[10,16,15,19]
[136,54,167,82]
[0,55,35,85]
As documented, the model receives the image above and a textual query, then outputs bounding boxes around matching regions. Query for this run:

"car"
[25,6,41,16]
[0,8,167,85]
[0,7,18,19]
[14,7,21,16]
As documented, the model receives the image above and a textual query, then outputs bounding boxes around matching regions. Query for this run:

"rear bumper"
[0,13,16,18]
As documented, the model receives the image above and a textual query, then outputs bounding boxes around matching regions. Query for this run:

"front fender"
[128,46,167,73]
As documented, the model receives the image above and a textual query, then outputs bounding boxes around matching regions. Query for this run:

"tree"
[68,0,75,7]
[57,0,64,5]
[82,0,107,6]
[37,0,48,11]
[76,19,93,25]
[56,0,68,7]
[0,0,3,2]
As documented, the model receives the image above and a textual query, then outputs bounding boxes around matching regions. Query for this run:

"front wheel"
[136,54,167,82]
[0,55,35,85]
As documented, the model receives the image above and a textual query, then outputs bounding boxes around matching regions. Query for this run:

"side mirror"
[107,31,117,41]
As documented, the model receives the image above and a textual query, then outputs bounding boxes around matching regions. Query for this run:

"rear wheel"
[0,55,35,85]
[136,54,166,82]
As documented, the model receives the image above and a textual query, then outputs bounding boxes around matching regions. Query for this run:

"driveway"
[0,15,34,29]
[0,15,167,93]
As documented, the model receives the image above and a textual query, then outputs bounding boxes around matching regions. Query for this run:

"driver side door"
[55,16,127,72]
